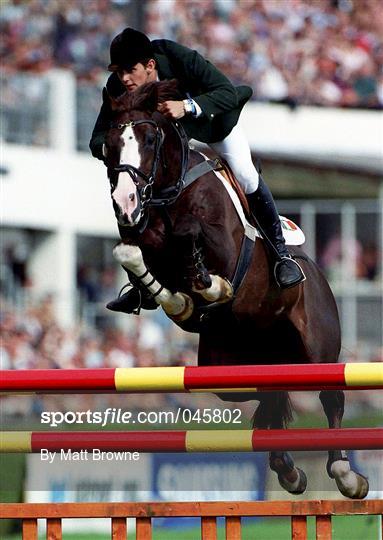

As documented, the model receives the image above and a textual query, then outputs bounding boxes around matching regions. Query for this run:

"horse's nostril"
[129,193,135,201]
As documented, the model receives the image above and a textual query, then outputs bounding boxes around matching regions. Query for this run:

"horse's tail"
[252,391,293,429]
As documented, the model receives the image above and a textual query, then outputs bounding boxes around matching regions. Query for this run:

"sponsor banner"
[152,452,267,528]
[25,451,267,532]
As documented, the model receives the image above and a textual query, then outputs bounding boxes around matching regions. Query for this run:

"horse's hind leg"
[255,392,307,495]
[319,390,369,499]
[269,450,307,495]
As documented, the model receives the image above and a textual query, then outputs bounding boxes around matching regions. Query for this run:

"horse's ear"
[109,95,125,112]
[109,97,118,111]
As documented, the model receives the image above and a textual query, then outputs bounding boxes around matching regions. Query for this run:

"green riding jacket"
[89,39,253,160]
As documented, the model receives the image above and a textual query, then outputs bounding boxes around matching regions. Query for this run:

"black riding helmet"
[108,27,155,72]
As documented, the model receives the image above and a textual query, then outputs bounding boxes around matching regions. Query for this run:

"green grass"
[3,515,381,540]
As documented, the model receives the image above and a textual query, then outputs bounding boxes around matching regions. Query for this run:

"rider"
[90,27,305,314]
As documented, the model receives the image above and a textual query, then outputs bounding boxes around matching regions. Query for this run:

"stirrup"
[106,283,143,315]
[274,256,306,289]
[118,282,143,316]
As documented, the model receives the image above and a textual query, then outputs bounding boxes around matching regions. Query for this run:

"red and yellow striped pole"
[1,363,382,393]
[1,428,382,453]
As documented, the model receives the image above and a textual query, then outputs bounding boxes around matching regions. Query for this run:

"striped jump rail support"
[1,428,382,453]
[1,362,382,393]
[0,500,382,540]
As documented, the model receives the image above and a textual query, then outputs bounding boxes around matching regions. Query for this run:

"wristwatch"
[183,97,197,116]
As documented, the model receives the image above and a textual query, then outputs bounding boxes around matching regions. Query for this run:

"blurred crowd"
[147,0,383,108]
[0,291,220,419]
[0,0,382,107]
[0,294,198,372]
[0,0,126,80]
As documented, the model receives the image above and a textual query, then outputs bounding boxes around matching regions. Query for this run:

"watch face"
[183,99,192,114]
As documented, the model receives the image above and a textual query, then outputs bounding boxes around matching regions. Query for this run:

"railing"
[1,500,382,540]
[1,363,382,393]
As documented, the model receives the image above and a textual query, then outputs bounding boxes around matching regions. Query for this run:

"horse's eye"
[145,133,155,146]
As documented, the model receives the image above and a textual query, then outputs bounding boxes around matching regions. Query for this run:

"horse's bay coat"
[89,39,253,159]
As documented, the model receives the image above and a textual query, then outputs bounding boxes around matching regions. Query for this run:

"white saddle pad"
[214,169,305,246]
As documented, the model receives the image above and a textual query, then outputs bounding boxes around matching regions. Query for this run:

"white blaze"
[120,125,140,167]
[112,125,141,222]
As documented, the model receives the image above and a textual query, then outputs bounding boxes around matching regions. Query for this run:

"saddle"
[214,160,251,218]
[210,159,305,247]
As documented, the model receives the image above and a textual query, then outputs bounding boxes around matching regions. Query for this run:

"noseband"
[111,117,190,211]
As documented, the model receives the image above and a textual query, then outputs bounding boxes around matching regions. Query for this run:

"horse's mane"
[113,80,182,112]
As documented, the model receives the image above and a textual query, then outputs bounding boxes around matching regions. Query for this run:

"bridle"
[110,116,190,213]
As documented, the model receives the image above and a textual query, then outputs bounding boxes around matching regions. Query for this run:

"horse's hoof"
[278,467,307,495]
[331,460,369,499]
[334,472,369,499]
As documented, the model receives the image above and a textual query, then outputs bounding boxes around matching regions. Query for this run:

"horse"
[103,79,368,499]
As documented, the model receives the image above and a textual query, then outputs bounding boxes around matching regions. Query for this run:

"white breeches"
[209,124,260,194]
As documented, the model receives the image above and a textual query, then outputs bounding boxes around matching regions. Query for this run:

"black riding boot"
[246,177,305,289]
[106,270,158,314]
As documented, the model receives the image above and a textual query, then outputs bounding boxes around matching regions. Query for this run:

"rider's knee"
[234,164,260,194]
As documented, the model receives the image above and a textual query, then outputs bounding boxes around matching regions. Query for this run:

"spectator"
[144,0,382,108]
[320,233,365,281]
[1,0,382,108]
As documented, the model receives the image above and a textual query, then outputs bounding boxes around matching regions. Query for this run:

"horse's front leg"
[173,214,233,304]
[320,390,369,499]
[113,243,193,322]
